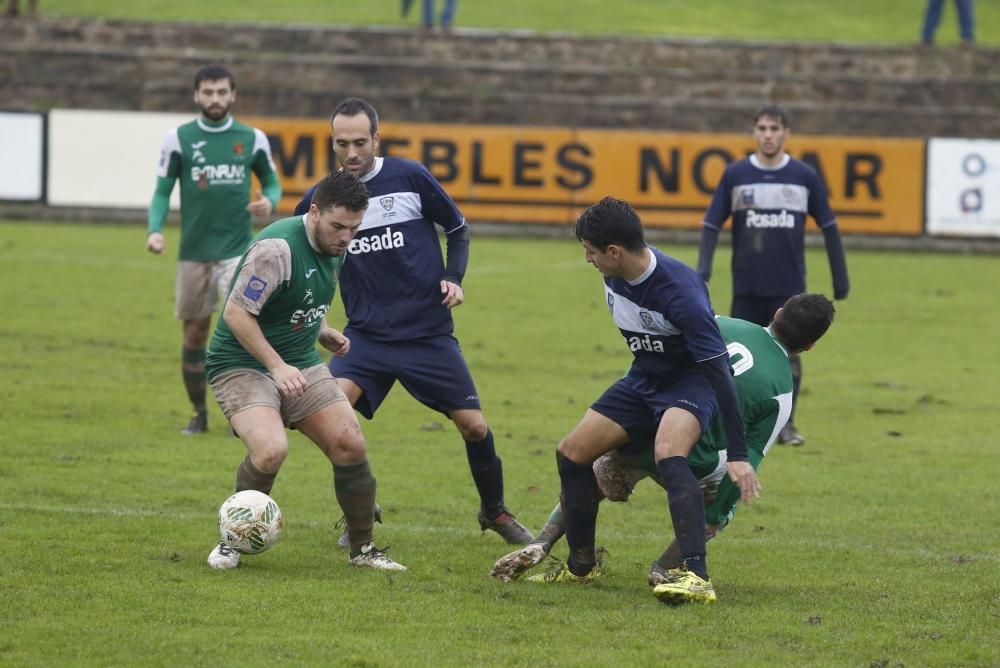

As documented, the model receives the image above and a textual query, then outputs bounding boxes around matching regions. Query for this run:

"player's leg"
[396,335,531,543]
[450,408,533,544]
[175,260,215,434]
[490,501,563,582]
[291,366,404,571]
[207,369,288,569]
[552,408,630,580]
[921,0,945,43]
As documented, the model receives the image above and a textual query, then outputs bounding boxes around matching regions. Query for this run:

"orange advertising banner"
[247,117,925,236]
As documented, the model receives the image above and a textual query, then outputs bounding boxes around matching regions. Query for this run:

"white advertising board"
[48,109,191,208]
[926,138,1000,237]
[0,112,45,201]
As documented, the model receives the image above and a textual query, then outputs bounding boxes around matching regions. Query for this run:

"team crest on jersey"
[740,188,755,206]
[380,196,394,212]
[232,142,244,156]
[639,311,653,328]
[607,293,615,313]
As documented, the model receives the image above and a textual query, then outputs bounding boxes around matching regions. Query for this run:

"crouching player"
[491,293,835,600]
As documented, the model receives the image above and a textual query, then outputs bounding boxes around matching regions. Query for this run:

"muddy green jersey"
[206,215,344,379]
[152,116,279,261]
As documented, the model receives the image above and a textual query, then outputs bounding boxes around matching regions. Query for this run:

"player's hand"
[440,280,464,309]
[246,189,273,219]
[270,363,308,398]
[726,460,761,505]
[146,232,165,254]
[318,328,351,357]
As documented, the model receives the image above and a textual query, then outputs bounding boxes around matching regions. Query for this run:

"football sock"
[465,430,504,517]
[181,346,207,413]
[235,455,276,495]
[557,452,599,576]
[789,353,802,421]
[657,456,709,580]
[534,502,566,551]
[333,460,377,556]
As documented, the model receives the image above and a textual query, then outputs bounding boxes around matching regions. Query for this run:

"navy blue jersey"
[605,246,728,378]
[294,157,466,340]
[703,154,836,297]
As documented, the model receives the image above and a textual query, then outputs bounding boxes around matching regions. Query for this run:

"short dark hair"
[771,293,835,352]
[574,196,646,253]
[194,65,236,90]
[311,171,370,213]
[753,104,790,129]
[330,97,379,135]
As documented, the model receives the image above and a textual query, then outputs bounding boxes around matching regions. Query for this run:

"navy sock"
[465,430,504,516]
[557,451,599,575]
[657,456,708,580]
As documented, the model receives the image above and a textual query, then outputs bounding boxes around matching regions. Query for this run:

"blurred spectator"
[5,0,38,16]
[403,0,457,30]
[920,0,975,45]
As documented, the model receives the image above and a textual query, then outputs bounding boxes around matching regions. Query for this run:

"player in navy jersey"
[697,104,849,446]
[533,196,759,605]
[293,97,533,545]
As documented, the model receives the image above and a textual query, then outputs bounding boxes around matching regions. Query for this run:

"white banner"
[0,112,45,201]
[48,109,190,209]
[926,138,1000,237]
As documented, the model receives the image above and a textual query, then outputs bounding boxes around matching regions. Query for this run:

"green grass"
[38,0,999,45]
[0,220,997,666]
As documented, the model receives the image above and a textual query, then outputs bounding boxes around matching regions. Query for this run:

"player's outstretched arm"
[822,224,850,299]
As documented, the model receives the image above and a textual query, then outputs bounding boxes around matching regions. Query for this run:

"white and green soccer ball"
[218,490,283,554]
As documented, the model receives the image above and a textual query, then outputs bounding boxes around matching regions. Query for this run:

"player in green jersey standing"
[204,171,405,572]
[490,293,835,604]
[146,64,282,435]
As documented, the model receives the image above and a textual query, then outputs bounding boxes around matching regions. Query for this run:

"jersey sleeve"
[665,283,727,363]
[227,239,293,316]
[414,162,465,233]
[702,165,733,231]
[806,167,837,228]
[250,128,282,209]
[147,129,182,235]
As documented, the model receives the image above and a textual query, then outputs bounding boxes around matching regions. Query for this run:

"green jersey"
[206,215,344,380]
[622,316,793,527]
[149,115,280,261]
[690,316,794,463]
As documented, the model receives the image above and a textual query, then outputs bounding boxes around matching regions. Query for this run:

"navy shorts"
[731,295,791,327]
[329,329,481,419]
[590,364,718,441]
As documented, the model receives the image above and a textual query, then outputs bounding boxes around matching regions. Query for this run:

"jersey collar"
[358,157,384,183]
[196,115,234,133]
[765,326,790,357]
[750,153,790,171]
[627,247,657,286]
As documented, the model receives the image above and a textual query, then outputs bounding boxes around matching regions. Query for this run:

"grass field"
[1,219,997,666]
[38,0,999,45]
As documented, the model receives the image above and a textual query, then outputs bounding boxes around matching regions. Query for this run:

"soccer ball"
[218,490,283,554]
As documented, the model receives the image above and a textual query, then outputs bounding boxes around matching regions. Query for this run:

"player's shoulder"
[785,156,822,179]
[380,155,430,178]
[650,246,701,281]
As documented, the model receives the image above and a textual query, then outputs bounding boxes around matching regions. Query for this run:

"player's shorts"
[329,329,481,419]
[730,295,791,328]
[175,256,241,321]
[590,364,718,441]
[209,364,347,426]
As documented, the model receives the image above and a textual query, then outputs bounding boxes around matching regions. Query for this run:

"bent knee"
[253,445,288,472]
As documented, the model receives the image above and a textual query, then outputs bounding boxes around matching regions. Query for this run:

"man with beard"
[147,65,282,435]
[697,105,848,446]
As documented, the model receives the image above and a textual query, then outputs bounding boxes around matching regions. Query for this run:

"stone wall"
[1,16,998,136]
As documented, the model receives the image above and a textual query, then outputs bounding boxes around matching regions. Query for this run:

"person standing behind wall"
[920,0,975,46]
